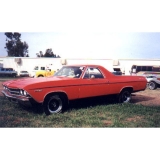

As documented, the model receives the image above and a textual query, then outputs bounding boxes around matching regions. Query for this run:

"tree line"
[36,49,61,58]
[4,32,61,58]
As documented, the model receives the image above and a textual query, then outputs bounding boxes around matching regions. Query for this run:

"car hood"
[3,76,79,90]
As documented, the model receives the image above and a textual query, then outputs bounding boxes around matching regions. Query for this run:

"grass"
[0,95,160,128]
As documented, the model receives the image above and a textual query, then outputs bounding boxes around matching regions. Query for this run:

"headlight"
[3,86,7,90]
[23,91,27,96]
[20,90,23,95]
[20,89,28,96]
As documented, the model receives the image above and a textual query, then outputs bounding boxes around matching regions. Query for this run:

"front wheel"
[44,95,64,115]
[148,81,157,90]
[117,89,131,103]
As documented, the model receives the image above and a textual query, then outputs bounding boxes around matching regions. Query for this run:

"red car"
[1,65,147,115]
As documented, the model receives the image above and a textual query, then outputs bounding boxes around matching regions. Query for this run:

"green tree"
[36,51,43,57]
[4,32,29,57]
[43,48,55,57]
[36,48,61,58]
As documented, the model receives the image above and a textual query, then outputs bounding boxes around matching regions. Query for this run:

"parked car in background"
[0,67,17,77]
[1,64,147,115]
[145,75,160,90]
[30,64,56,77]
[19,71,29,77]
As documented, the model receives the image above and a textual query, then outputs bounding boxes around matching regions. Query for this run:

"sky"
[1,0,160,60]
[1,32,160,59]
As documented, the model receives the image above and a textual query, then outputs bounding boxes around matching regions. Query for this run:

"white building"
[0,57,160,75]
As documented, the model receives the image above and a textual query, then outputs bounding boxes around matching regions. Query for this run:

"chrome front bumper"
[1,90,32,107]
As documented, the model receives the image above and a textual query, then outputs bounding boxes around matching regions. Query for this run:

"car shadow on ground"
[0,93,157,115]
[20,104,44,114]
[131,94,156,103]
[18,95,117,115]
[68,95,116,111]
[2,95,116,115]
[0,96,45,115]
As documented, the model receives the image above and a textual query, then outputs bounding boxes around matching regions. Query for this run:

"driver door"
[78,67,110,98]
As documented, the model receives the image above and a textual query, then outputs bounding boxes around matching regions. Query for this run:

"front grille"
[8,88,20,95]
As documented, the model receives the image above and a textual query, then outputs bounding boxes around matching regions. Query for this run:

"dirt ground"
[0,80,159,106]
[131,88,160,106]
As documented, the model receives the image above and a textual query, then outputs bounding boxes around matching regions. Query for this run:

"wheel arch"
[150,80,158,84]
[38,74,44,77]
[43,91,69,106]
[119,87,133,94]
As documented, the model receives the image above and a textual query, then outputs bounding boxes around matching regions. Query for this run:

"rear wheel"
[148,81,157,90]
[118,89,131,103]
[44,94,65,115]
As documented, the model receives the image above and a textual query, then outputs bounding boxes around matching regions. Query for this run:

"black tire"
[117,89,131,103]
[148,81,157,90]
[38,75,44,77]
[44,95,65,115]
[12,73,16,77]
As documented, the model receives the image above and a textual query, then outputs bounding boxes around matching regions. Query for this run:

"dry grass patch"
[125,116,144,122]
[102,120,113,126]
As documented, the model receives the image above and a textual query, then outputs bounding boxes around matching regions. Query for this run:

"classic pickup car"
[145,75,160,90]
[1,65,147,115]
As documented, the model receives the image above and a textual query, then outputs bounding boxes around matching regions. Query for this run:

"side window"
[41,67,45,70]
[34,66,38,70]
[83,67,104,79]
[137,66,141,72]
[148,66,152,71]
[141,66,146,71]
[153,66,160,72]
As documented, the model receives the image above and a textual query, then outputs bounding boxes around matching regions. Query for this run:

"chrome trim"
[119,86,133,94]
[2,90,30,102]
[34,89,42,92]
[43,90,69,105]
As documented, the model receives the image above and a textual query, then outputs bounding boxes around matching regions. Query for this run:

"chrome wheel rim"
[120,91,131,103]
[47,96,62,114]
[148,82,155,90]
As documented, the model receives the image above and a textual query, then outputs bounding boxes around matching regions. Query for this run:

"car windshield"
[54,66,84,78]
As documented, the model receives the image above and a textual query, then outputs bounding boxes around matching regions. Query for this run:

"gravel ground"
[0,80,159,106]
